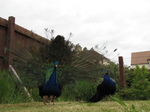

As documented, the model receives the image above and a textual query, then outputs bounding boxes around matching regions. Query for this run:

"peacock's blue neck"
[103,73,111,84]
[46,66,57,85]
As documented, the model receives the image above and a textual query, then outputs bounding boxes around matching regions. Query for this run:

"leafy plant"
[61,80,96,101]
[122,65,150,100]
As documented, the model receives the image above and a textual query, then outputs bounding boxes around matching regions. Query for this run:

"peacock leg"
[48,96,50,105]
[53,96,56,105]
[43,96,50,105]
[51,96,56,105]
[43,96,46,105]
[52,96,55,105]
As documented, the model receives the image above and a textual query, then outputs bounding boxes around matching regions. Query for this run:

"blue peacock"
[38,62,62,105]
[89,70,116,102]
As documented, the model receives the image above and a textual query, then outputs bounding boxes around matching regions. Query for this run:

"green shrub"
[0,70,31,104]
[60,83,76,101]
[121,65,150,100]
[31,87,43,102]
[61,80,96,101]
[74,81,96,101]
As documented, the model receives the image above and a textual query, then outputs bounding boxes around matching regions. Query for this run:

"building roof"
[78,48,108,61]
[131,51,150,65]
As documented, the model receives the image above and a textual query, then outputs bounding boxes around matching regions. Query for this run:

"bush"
[61,80,96,101]
[30,87,42,102]
[121,65,150,100]
[0,70,31,104]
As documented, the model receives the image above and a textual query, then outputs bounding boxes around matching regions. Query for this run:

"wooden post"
[5,16,15,68]
[118,56,125,89]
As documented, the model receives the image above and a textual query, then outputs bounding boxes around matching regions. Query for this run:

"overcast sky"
[1,0,150,66]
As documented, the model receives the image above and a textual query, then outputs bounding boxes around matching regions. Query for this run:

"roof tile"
[131,51,150,65]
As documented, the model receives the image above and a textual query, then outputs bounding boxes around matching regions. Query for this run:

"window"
[147,59,150,64]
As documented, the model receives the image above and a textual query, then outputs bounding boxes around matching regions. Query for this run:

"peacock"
[89,70,116,102]
[38,62,62,105]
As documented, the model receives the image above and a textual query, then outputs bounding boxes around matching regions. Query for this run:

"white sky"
[1,0,150,66]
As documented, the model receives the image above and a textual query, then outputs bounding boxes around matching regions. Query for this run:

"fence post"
[118,56,125,89]
[5,16,15,68]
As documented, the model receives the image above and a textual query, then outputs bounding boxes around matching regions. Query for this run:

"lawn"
[0,101,150,112]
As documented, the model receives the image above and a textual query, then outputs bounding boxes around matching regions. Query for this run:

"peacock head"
[105,69,108,73]
[54,62,58,67]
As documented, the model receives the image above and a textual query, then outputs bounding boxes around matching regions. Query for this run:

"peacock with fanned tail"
[38,62,62,105]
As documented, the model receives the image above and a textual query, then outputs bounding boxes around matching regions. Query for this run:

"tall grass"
[0,70,31,104]
[110,96,140,112]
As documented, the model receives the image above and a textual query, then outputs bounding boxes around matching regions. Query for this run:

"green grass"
[0,101,150,112]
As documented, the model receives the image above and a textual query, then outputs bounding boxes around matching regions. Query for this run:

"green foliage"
[132,65,149,83]
[122,65,150,100]
[61,80,96,101]
[59,83,76,101]
[74,81,96,101]
[30,87,41,102]
[0,71,31,104]
[125,68,134,87]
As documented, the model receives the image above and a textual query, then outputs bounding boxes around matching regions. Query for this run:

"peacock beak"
[54,62,58,67]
